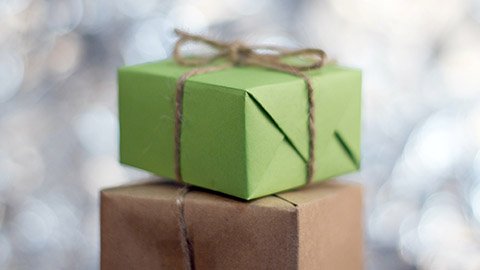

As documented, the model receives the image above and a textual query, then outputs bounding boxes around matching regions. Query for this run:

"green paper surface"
[118,59,361,200]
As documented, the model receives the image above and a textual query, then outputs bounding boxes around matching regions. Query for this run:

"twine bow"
[173,29,327,186]
[173,29,326,71]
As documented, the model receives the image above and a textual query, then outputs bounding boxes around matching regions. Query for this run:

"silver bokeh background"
[1,0,480,269]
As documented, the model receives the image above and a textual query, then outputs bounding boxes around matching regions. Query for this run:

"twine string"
[172,30,327,269]
[175,185,195,270]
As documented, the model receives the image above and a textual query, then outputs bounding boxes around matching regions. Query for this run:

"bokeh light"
[0,0,479,269]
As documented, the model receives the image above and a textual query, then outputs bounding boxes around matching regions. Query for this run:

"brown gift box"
[100,180,363,270]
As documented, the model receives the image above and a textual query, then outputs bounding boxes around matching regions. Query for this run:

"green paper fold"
[118,59,361,200]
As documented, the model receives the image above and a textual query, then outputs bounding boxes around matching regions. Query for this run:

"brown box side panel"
[297,182,363,270]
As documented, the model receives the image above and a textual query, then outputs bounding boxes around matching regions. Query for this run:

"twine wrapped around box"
[172,29,327,186]
[171,29,328,270]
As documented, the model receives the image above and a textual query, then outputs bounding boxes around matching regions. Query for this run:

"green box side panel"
[244,66,361,199]
[119,62,249,199]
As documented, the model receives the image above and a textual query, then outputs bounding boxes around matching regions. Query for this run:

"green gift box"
[118,60,361,200]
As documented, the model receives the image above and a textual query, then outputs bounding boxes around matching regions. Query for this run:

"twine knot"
[227,41,251,66]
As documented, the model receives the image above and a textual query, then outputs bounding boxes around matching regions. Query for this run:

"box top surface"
[119,59,359,92]
[101,179,361,210]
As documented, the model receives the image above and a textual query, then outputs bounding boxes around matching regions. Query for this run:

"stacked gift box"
[101,32,363,269]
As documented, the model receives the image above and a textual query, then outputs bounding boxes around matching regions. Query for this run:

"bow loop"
[279,48,327,70]
[173,29,228,66]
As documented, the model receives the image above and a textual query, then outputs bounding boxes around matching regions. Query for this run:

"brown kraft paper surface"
[101,180,363,270]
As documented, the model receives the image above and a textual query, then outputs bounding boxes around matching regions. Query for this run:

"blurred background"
[0,0,479,269]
